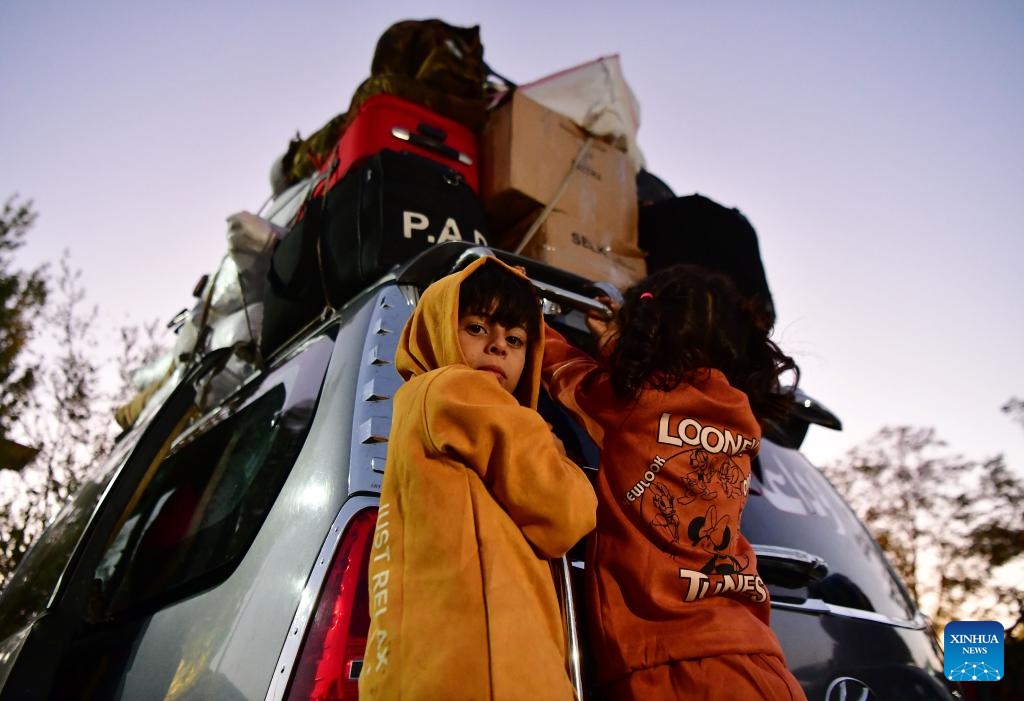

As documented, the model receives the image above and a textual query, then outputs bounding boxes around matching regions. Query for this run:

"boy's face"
[458,313,528,394]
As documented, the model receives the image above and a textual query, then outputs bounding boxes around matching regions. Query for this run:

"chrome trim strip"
[0,619,34,691]
[531,279,612,319]
[45,449,132,610]
[558,555,584,699]
[771,597,926,629]
[753,543,828,572]
[265,494,379,701]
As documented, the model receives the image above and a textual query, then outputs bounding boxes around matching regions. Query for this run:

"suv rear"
[0,243,958,700]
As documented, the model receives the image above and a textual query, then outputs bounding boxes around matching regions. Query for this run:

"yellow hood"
[396,256,543,409]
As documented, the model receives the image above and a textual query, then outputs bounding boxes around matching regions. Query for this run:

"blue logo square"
[945,620,1004,682]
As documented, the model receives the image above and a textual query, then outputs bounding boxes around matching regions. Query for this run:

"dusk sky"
[2,1,1022,475]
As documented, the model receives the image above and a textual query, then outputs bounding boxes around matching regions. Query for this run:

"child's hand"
[585,310,610,339]
[586,296,619,348]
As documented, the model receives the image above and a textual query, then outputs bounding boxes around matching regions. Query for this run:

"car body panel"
[772,607,951,700]
[114,335,341,700]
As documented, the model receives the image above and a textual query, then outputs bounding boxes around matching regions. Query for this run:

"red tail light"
[286,507,377,701]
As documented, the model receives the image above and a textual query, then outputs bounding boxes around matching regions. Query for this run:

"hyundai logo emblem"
[825,677,876,701]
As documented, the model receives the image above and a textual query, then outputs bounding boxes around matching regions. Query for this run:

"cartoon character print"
[643,451,732,544]
[633,444,752,563]
[649,482,683,543]
[716,456,746,499]
[687,504,749,575]
[680,449,718,502]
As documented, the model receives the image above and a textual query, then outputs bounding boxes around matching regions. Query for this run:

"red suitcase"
[335,93,479,192]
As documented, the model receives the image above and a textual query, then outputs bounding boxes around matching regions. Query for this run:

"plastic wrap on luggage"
[192,212,285,321]
[519,55,645,171]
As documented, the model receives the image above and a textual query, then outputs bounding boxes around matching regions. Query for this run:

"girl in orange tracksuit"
[543,264,808,700]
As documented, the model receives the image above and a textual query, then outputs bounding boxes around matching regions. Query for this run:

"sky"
[1,1,1022,474]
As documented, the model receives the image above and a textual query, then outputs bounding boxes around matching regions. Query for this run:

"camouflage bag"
[347,19,505,131]
[276,112,348,194]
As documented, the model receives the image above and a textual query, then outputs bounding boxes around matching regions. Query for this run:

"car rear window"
[87,337,333,620]
[742,441,916,622]
[0,458,122,641]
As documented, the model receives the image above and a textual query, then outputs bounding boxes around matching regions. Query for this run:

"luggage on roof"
[347,18,493,131]
[115,212,283,430]
[260,149,487,357]
[518,54,646,172]
[638,194,777,323]
[129,20,787,430]
[271,113,348,198]
[338,93,479,192]
[481,89,646,288]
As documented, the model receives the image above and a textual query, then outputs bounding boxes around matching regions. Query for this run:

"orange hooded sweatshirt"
[359,257,597,701]
[542,325,786,686]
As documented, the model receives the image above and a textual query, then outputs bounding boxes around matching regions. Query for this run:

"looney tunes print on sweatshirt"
[542,325,784,682]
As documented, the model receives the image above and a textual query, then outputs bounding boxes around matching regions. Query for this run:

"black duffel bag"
[638,194,776,323]
[261,149,487,356]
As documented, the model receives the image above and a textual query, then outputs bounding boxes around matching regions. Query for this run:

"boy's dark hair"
[458,261,541,341]
[606,264,798,425]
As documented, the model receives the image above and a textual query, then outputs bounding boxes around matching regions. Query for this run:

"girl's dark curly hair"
[605,264,799,425]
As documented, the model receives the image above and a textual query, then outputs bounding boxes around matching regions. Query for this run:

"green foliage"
[0,196,48,443]
[824,426,1024,629]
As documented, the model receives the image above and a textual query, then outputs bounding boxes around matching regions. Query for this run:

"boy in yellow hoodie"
[360,256,597,701]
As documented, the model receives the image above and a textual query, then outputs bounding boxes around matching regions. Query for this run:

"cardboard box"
[516,210,647,290]
[481,91,638,246]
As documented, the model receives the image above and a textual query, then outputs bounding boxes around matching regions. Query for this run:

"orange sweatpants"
[596,653,808,701]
